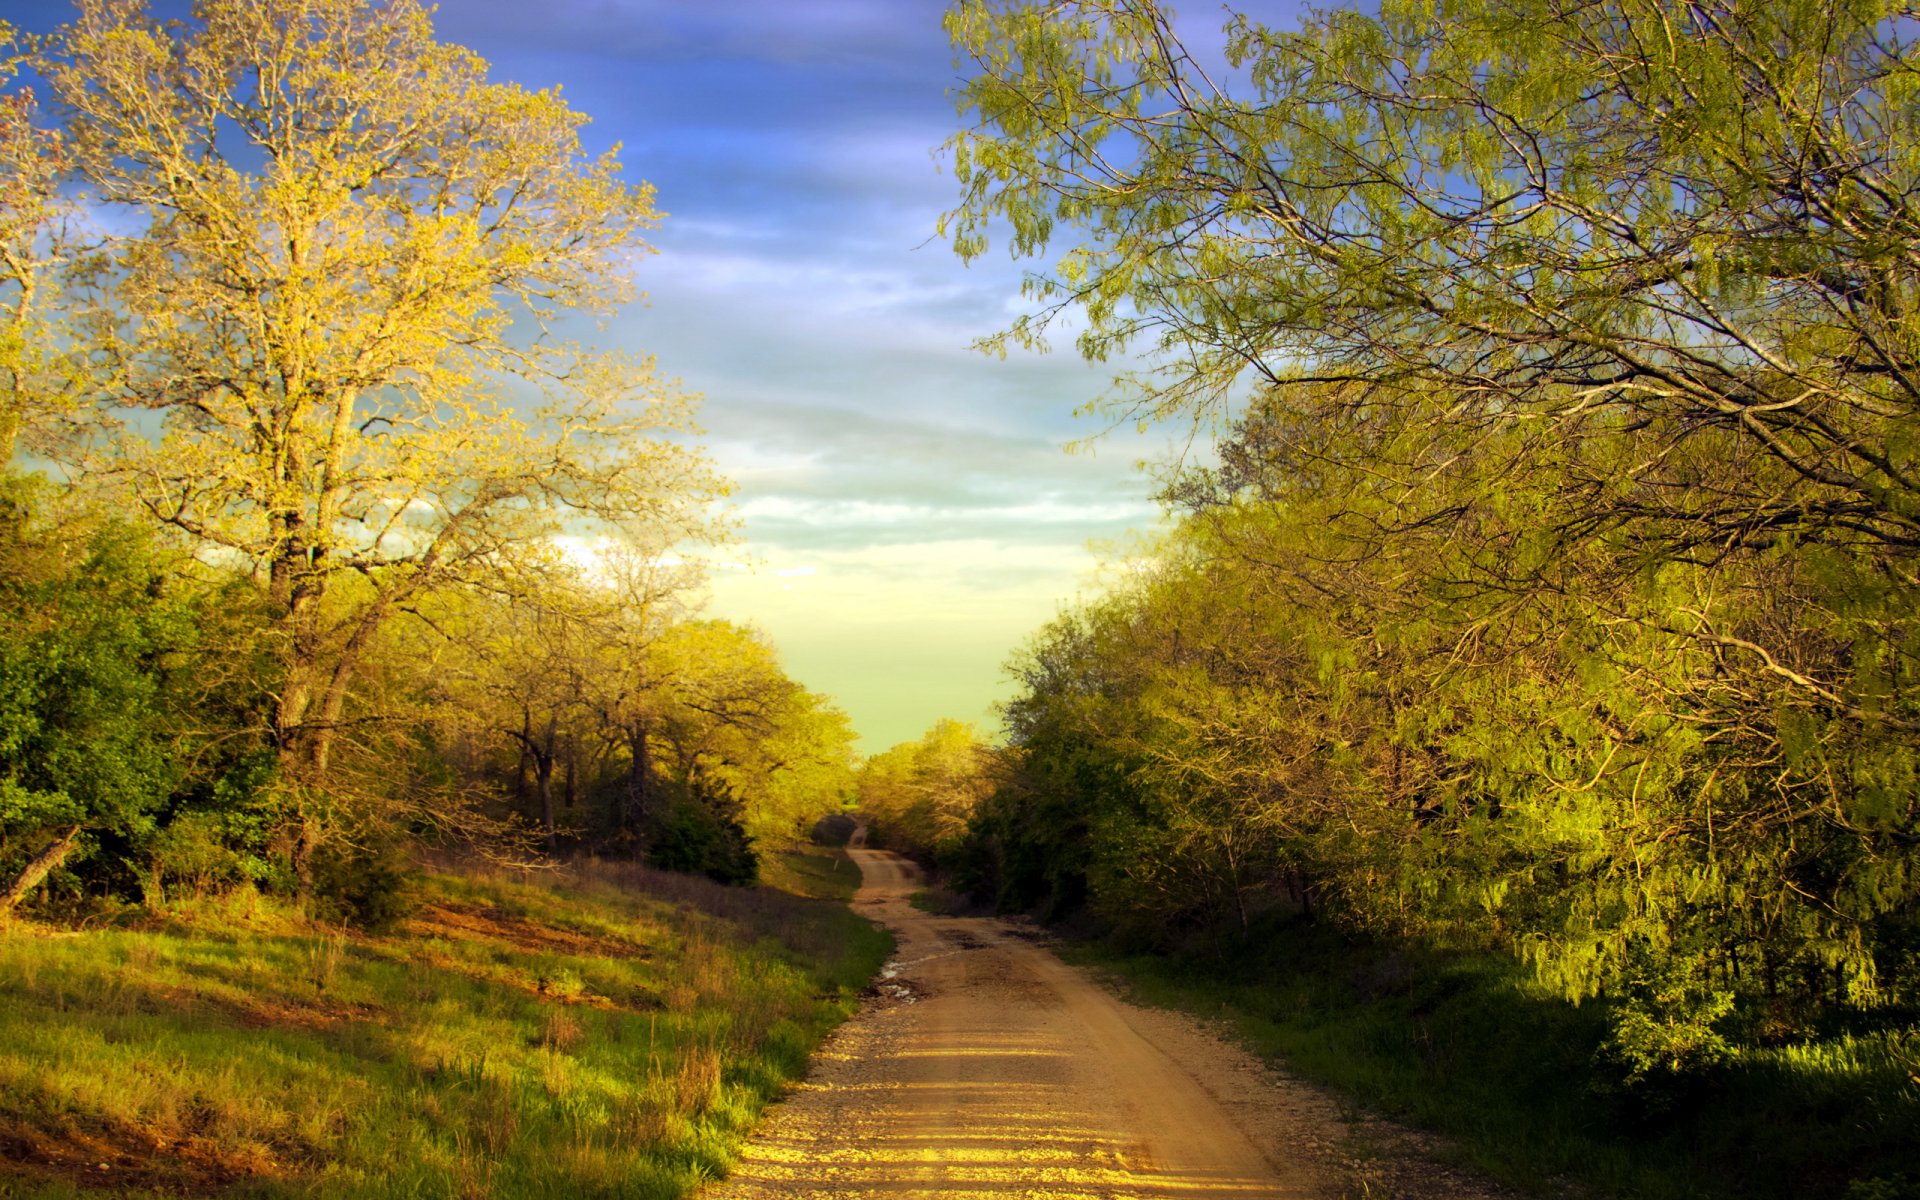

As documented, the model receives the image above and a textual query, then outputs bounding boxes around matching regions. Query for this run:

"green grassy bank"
[1071,921,1919,1200]
[0,845,891,1198]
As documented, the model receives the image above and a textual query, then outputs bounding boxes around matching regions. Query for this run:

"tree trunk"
[538,716,557,853]
[0,825,83,913]
[305,605,388,779]
[270,602,344,909]
[292,813,318,906]
[625,723,651,837]
[515,709,532,803]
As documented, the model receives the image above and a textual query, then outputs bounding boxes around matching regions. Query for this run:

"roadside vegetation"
[1076,925,1915,1200]
[0,844,889,1198]
[932,0,1920,1196]
[853,720,1000,863]
[0,6,884,1191]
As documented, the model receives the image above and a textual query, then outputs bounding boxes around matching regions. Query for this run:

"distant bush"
[809,812,858,847]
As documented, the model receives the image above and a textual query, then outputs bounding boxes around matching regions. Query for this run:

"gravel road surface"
[704,841,1519,1199]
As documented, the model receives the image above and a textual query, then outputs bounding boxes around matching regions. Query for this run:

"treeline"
[962,410,1920,1079]
[940,0,1920,1112]
[0,0,851,923]
[853,718,1000,861]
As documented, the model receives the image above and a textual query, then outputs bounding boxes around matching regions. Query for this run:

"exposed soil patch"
[403,902,650,961]
[196,988,389,1035]
[0,1115,272,1197]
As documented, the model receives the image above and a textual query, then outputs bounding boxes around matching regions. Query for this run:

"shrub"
[648,781,758,886]
[308,838,417,931]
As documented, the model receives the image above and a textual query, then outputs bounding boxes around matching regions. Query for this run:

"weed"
[613,1087,676,1147]
[670,1040,722,1117]
[534,966,585,1000]
[540,1008,586,1054]
[303,929,345,992]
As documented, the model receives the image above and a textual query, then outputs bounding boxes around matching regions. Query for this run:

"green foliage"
[953,621,1125,918]
[644,620,859,847]
[856,719,1001,862]
[0,476,298,914]
[973,427,1920,1080]
[1597,946,1737,1092]
[646,780,760,887]
[946,0,1920,559]
[0,510,174,820]
[305,836,418,932]
[946,7,1920,1190]
[0,480,188,888]
[142,812,248,900]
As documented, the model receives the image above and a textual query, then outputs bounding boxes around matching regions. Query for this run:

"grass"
[0,850,892,1198]
[1069,918,1920,1200]
[757,842,861,905]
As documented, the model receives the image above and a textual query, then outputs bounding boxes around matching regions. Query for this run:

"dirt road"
[705,844,1513,1200]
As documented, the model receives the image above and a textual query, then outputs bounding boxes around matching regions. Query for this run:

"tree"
[0,477,189,910]
[644,620,856,844]
[415,556,615,852]
[946,0,1920,561]
[857,719,1000,861]
[0,21,82,463]
[34,0,725,884]
[947,0,1920,1064]
[589,538,706,840]
[734,687,858,844]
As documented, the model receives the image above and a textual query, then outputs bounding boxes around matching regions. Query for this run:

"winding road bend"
[705,839,1514,1200]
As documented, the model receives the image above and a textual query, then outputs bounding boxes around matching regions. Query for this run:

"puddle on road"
[867,961,923,1003]
[998,926,1050,944]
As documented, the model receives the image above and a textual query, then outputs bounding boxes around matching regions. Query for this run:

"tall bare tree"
[0,21,82,463]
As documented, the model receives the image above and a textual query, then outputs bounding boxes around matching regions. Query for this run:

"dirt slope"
[705,844,1517,1200]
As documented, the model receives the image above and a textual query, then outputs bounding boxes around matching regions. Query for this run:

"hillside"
[0,846,888,1199]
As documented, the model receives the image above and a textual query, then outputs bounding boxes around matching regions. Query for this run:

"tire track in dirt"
[704,842,1518,1199]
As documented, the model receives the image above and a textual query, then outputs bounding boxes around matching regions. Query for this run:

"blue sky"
[430,0,1176,752]
[1,0,1300,752]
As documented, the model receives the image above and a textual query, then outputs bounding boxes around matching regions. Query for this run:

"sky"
[0,0,1294,753]
[428,0,1179,752]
